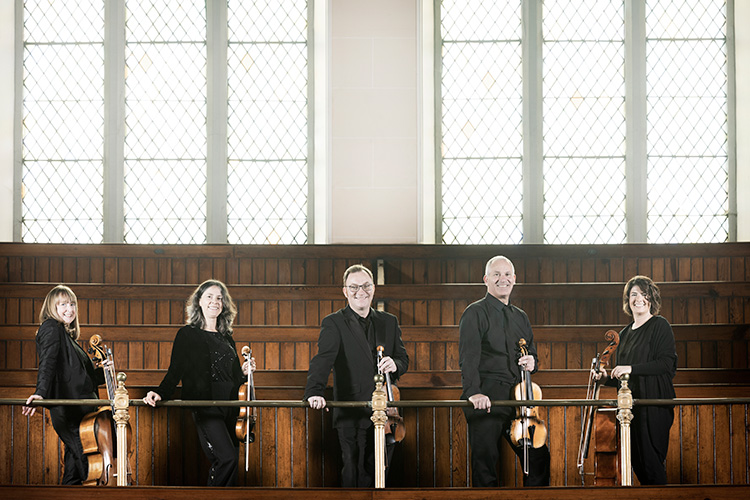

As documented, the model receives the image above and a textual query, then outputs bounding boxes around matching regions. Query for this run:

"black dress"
[612,315,677,485]
[153,324,244,486]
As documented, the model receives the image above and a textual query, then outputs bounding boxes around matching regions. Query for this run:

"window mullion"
[103,0,125,243]
[206,0,229,244]
[523,0,543,244]
[625,0,647,243]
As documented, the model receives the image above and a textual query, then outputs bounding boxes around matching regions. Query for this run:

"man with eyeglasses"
[304,264,409,487]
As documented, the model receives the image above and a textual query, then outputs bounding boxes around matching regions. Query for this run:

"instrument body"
[79,335,132,486]
[377,345,406,443]
[235,346,256,471]
[576,329,620,485]
[509,338,548,475]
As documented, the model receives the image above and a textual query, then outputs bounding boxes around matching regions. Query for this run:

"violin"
[235,346,256,472]
[509,338,548,476]
[79,334,132,486]
[577,329,620,483]
[376,345,406,444]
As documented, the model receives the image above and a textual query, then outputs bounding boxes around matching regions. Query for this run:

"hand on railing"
[22,394,43,417]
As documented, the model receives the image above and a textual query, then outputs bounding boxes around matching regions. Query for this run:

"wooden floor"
[3,485,750,500]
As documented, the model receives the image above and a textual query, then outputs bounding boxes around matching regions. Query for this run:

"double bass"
[235,346,256,471]
[509,338,548,476]
[376,345,405,444]
[576,329,620,485]
[79,335,132,486]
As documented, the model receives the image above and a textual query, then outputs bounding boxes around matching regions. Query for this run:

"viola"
[509,338,548,476]
[376,345,406,444]
[79,334,132,486]
[576,329,620,484]
[235,345,256,471]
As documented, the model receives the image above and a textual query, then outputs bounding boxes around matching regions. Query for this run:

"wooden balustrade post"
[371,374,388,489]
[113,372,130,487]
[616,374,633,486]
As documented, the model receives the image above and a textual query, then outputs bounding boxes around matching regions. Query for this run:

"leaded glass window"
[543,0,626,244]
[440,0,523,244]
[124,0,208,244]
[227,0,309,244]
[646,0,728,243]
[21,0,105,243]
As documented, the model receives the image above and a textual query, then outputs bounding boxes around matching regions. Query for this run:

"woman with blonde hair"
[23,285,108,484]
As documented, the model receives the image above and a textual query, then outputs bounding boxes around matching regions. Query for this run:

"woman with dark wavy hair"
[596,275,677,485]
[143,279,255,486]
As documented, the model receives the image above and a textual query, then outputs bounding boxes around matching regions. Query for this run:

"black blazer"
[303,306,409,428]
[34,319,104,403]
[154,324,244,401]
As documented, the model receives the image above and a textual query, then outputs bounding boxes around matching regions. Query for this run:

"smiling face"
[484,257,516,304]
[628,285,651,318]
[343,270,374,317]
[199,285,224,323]
[55,295,77,325]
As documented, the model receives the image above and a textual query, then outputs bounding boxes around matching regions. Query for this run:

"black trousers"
[50,405,93,485]
[336,425,396,487]
[631,405,673,485]
[192,407,240,486]
[465,405,550,487]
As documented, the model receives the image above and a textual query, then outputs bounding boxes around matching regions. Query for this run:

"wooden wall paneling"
[678,257,691,281]
[136,406,154,485]
[732,340,748,369]
[34,257,49,282]
[12,407,28,484]
[731,256,745,282]
[265,342,280,370]
[261,407,278,486]
[715,404,731,484]
[417,407,434,486]
[158,340,172,369]
[104,257,117,283]
[90,257,104,283]
[292,300,305,325]
[266,300,279,325]
[430,342,446,371]
[666,408,681,483]
[700,341,717,368]
[291,407,307,487]
[276,407,293,486]
[44,408,62,484]
[691,258,703,281]
[0,407,12,482]
[118,258,132,286]
[730,403,749,484]
[698,404,715,483]
[62,257,77,284]
[6,341,21,369]
[450,406,469,486]
[29,407,49,484]
[548,405,565,486]
[434,405,451,486]
[564,406,580,486]
[680,405,698,483]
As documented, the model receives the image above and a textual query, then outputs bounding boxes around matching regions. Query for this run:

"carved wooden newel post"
[371,373,388,488]
[113,372,130,486]
[617,373,633,486]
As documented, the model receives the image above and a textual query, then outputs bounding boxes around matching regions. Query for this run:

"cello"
[376,345,405,444]
[235,346,256,471]
[509,338,548,476]
[576,329,620,485]
[79,334,132,486]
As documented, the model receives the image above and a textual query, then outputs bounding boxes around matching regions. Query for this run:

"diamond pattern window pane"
[124,0,208,244]
[440,0,523,244]
[21,1,105,243]
[646,0,728,243]
[543,0,626,244]
[227,0,309,244]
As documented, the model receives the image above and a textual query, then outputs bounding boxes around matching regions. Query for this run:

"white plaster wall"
[735,1,749,241]
[329,0,418,243]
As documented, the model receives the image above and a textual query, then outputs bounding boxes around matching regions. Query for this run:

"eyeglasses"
[347,283,373,293]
